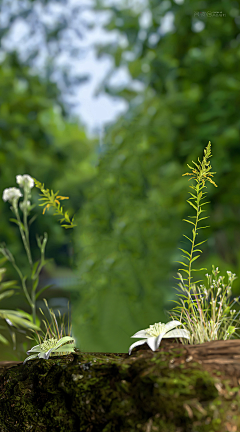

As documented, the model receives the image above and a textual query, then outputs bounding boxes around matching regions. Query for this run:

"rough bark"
[1,338,240,431]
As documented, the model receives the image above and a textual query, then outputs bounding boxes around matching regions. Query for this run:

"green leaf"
[182,235,193,244]
[174,261,189,267]
[29,214,38,226]
[186,200,198,211]
[182,219,195,226]
[0,311,41,331]
[32,277,39,293]
[198,216,210,222]
[191,249,203,254]
[31,260,40,279]
[0,333,10,345]
[190,255,200,263]
[178,268,190,275]
[178,248,191,257]
[199,201,211,207]
[196,226,210,230]
[0,290,15,302]
[0,280,19,291]
[188,192,198,199]
[191,268,207,272]
[194,239,208,247]
[35,284,55,300]
[9,219,26,232]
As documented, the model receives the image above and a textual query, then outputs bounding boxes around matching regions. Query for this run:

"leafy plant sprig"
[172,141,218,315]
[33,178,77,229]
[23,298,76,364]
[1,175,54,329]
[166,266,240,344]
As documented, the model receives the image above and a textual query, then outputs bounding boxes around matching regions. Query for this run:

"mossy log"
[1,338,240,431]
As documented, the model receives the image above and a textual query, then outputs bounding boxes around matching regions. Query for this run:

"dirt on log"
[1,338,240,431]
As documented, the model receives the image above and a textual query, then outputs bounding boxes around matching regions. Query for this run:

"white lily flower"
[23,336,76,365]
[2,187,23,203]
[128,320,190,355]
[16,174,34,190]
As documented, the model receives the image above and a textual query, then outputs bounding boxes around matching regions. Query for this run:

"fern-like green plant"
[171,141,218,316]
[33,178,77,229]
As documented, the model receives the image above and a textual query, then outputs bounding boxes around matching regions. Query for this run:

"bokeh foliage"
[68,0,240,353]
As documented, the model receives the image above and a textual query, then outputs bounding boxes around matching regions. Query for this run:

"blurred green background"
[0,0,240,361]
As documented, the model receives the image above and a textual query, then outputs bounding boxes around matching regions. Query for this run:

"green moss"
[0,348,240,431]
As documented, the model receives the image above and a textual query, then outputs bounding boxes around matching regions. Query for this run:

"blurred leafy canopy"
[0,0,92,110]
[68,0,240,353]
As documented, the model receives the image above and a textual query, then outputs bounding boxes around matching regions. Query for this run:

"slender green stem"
[23,191,33,267]
[11,261,34,309]
[13,204,33,267]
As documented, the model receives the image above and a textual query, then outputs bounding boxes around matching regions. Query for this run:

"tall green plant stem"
[174,141,218,315]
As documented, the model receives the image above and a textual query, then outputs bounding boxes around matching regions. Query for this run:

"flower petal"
[128,339,147,355]
[156,334,164,348]
[163,328,190,339]
[23,354,38,365]
[131,329,148,338]
[147,336,159,351]
[164,320,184,333]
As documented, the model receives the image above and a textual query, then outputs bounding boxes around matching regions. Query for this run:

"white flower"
[128,320,190,355]
[2,187,23,203]
[16,174,34,190]
[23,336,76,365]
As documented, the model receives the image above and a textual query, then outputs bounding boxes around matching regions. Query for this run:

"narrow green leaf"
[0,290,15,302]
[9,219,26,232]
[182,235,193,244]
[186,201,198,211]
[178,268,190,275]
[196,226,211,230]
[191,279,205,285]
[191,268,207,272]
[190,255,200,263]
[199,201,211,207]
[29,214,38,226]
[35,284,55,300]
[31,261,40,279]
[32,277,39,293]
[182,219,195,226]
[192,160,201,170]
[178,248,191,257]
[0,281,19,291]
[0,334,9,345]
[181,255,190,261]
[188,192,198,199]
[174,261,189,267]
[194,240,208,247]
[191,249,203,254]
[198,216,210,222]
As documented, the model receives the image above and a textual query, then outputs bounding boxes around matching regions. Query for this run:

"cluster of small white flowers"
[2,187,22,203]
[2,174,34,205]
[16,174,34,189]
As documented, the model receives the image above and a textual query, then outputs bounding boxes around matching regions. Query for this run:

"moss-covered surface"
[0,340,240,431]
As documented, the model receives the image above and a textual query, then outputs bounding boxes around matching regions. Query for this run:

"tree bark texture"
[1,338,240,431]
